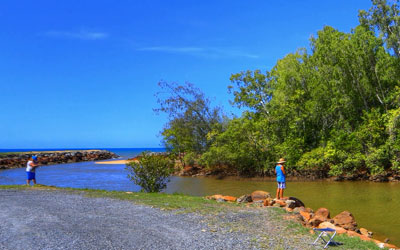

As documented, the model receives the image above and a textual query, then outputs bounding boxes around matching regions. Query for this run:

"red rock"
[300,211,312,221]
[308,208,330,227]
[347,231,362,237]
[222,196,237,202]
[346,230,372,242]
[207,194,224,200]
[315,208,330,219]
[335,226,347,234]
[275,199,286,207]
[293,206,306,213]
[333,211,357,231]
[318,221,335,229]
[359,235,372,242]
[251,190,271,201]
[359,228,372,238]
[263,198,272,206]
[305,207,314,213]
[317,222,347,234]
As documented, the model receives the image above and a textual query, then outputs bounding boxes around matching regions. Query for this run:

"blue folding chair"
[312,227,339,249]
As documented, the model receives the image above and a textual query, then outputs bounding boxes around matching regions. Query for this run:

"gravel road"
[0,189,316,250]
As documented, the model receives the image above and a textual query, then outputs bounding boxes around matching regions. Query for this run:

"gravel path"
[0,189,316,250]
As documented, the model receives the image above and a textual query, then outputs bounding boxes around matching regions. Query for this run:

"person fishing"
[275,158,286,199]
[26,155,39,185]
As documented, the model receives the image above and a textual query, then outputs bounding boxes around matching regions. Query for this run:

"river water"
[0,148,399,245]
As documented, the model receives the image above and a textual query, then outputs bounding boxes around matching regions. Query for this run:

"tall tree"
[359,0,400,57]
[155,81,224,155]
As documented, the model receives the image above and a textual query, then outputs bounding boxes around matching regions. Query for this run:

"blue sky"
[0,0,372,149]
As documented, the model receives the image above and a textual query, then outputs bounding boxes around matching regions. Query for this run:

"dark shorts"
[26,172,35,180]
[277,182,286,189]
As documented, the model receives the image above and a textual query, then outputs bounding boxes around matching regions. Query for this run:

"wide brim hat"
[277,158,286,163]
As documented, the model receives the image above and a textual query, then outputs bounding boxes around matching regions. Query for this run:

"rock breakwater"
[0,150,119,169]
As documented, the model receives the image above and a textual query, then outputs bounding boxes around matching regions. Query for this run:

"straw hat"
[277,158,286,164]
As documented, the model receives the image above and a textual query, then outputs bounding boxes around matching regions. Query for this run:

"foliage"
[157,0,400,177]
[359,0,400,57]
[155,81,225,157]
[125,152,175,192]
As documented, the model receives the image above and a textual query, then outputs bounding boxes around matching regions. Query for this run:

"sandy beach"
[95,159,131,164]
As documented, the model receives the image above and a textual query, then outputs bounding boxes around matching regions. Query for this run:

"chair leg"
[323,231,336,249]
[312,232,323,246]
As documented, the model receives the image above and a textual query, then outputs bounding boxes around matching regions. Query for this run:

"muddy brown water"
[1,162,399,245]
[166,176,400,245]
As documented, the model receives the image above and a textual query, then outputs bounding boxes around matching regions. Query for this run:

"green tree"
[155,81,224,159]
[359,0,400,57]
[125,152,175,192]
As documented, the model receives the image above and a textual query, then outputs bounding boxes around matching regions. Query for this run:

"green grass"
[333,234,386,249]
[0,184,239,213]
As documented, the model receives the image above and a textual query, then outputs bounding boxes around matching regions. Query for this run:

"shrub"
[125,151,175,193]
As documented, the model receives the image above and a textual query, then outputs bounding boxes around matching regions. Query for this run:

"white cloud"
[137,46,259,59]
[44,29,109,40]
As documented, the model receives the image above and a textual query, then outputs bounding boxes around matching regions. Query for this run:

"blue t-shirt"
[276,165,285,182]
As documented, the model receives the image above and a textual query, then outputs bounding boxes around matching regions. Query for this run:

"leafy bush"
[125,151,175,193]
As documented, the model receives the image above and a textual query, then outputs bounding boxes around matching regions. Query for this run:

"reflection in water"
[1,162,399,245]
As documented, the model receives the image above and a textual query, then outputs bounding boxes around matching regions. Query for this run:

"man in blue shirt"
[275,158,286,199]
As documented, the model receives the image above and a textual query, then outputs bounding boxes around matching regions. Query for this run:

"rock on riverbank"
[207,191,399,249]
[0,150,119,169]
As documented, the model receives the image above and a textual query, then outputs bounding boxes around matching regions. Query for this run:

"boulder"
[222,196,237,202]
[285,200,296,209]
[318,222,347,234]
[274,199,287,207]
[333,211,357,231]
[293,206,305,213]
[308,208,330,227]
[263,198,272,206]
[251,190,271,201]
[318,221,335,229]
[305,207,314,213]
[207,194,237,202]
[288,197,305,208]
[359,228,373,238]
[315,207,330,219]
[347,231,362,237]
[207,194,224,200]
[347,231,373,242]
[237,195,252,203]
[300,211,312,222]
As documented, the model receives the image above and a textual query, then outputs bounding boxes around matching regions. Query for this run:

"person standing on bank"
[275,158,286,200]
[26,156,39,185]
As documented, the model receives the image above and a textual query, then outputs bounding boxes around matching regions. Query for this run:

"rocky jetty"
[206,191,399,249]
[0,150,119,170]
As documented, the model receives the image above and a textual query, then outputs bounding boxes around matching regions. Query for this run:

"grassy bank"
[0,185,389,249]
